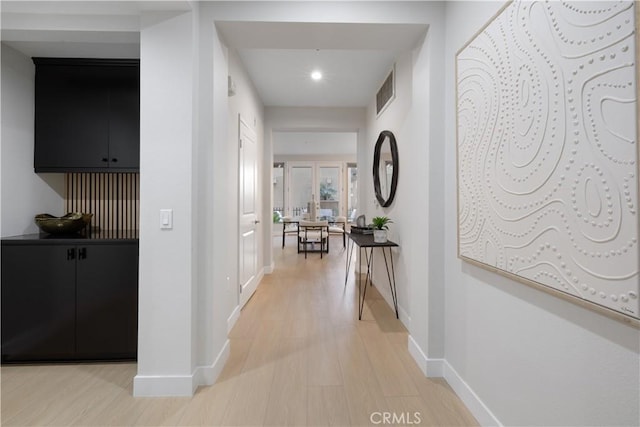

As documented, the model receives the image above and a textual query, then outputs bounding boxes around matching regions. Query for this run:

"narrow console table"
[345,232,399,320]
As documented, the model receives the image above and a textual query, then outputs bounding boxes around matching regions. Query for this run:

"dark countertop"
[2,230,139,244]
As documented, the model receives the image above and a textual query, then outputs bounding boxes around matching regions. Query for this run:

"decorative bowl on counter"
[34,213,93,235]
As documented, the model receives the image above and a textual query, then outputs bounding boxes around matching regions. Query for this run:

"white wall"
[134,10,197,397]
[273,131,357,156]
[274,154,356,163]
[194,11,234,388]
[1,43,64,237]
[363,9,447,371]
[365,50,414,325]
[444,2,640,426]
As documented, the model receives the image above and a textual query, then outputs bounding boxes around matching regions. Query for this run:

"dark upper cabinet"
[1,240,138,363]
[33,58,140,172]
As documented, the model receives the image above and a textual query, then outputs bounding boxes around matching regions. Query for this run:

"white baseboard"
[133,373,196,397]
[443,360,502,427]
[264,261,275,274]
[227,305,241,334]
[257,268,265,287]
[407,335,444,377]
[194,338,230,386]
[406,337,500,426]
[133,339,231,397]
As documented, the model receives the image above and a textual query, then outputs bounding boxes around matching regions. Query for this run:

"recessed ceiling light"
[311,70,322,81]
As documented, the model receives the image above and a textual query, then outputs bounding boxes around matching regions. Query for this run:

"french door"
[286,162,343,219]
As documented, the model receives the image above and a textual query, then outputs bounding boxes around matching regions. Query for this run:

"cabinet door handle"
[67,248,76,260]
[102,158,108,162]
[78,248,87,260]
[111,158,118,163]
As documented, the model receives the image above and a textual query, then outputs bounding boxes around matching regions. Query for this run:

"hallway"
[219,237,478,425]
[1,237,477,426]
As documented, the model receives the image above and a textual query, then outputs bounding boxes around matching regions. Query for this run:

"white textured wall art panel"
[457,0,639,319]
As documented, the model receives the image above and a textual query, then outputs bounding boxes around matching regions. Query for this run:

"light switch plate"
[160,209,173,230]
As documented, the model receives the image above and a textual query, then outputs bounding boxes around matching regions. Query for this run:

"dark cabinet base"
[1,239,138,363]
[1,245,76,362]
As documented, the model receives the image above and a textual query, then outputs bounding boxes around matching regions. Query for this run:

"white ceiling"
[1,1,190,59]
[237,48,397,107]
[1,3,427,108]
[0,1,191,15]
[217,21,427,108]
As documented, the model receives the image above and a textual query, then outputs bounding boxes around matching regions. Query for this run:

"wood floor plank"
[220,364,276,426]
[263,338,308,426]
[385,395,440,426]
[174,338,253,426]
[306,325,343,387]
[131,397,191,426]
[174,379,238,426]
[333,324,390,425]
[307,385,352,426]
[357,321,420,397]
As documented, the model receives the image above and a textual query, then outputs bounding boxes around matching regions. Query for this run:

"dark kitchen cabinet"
[76,244,138,358]
[33,58,140,172]
[1,239,138,363]
[1,245,76,361]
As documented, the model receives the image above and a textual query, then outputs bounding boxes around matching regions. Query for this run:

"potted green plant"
[371,216,392,243]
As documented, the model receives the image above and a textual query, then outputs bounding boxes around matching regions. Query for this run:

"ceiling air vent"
[376,64,395,117]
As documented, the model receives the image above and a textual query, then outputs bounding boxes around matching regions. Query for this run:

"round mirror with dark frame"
[373,130,399,207]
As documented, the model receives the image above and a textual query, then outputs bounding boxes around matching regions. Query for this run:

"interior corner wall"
[195,15,234,385]
[1,43,64,237]
[135,10,197,397]
[444,2,640,426]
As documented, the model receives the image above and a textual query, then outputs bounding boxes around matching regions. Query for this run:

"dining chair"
[297,220,329,258]
[281,216,299,248]
[328,216,347,248]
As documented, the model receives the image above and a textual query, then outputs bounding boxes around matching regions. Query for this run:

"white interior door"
[239,117,259,307]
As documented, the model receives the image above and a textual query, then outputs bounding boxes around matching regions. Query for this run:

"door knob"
[254,220,260,224]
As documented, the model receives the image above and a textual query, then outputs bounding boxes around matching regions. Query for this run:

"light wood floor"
[1,236,478,426]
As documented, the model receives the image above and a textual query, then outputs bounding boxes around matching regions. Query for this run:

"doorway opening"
[272,130,357,227]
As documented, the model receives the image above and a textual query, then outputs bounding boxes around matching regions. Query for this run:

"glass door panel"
[289,164,313,218]
[317,165,340,219]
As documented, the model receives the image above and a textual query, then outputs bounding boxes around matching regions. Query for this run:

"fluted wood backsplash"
[65,173,139,231]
